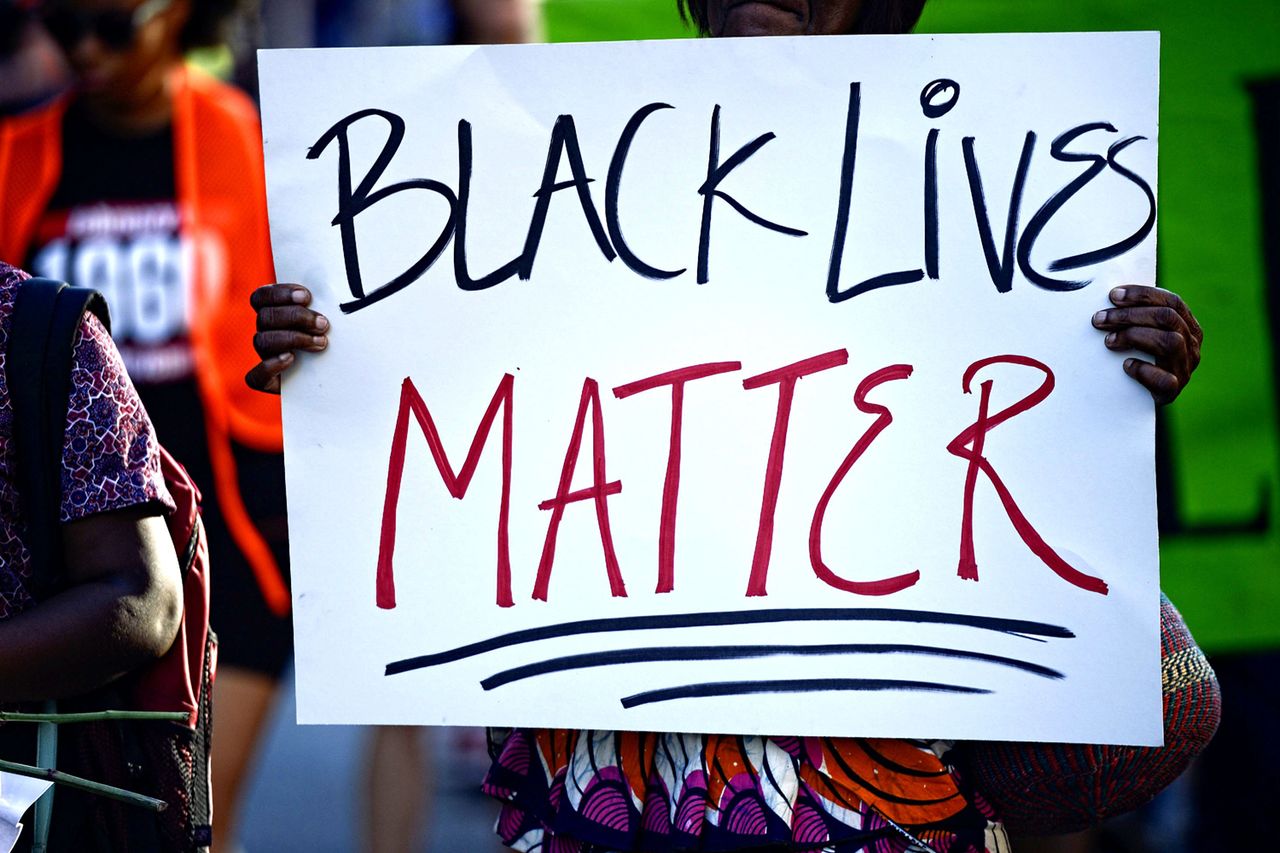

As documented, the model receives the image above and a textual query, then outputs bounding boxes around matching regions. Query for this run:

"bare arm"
[0,506,182,703]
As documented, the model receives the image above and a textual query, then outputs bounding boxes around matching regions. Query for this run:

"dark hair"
[179,0,241,51]
[676,0,927,35]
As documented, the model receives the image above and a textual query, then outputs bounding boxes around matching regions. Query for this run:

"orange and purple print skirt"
[483,729,1007,852]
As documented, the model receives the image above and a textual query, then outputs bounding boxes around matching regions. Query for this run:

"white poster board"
[0,773,52,853]
[260,32,1161,744]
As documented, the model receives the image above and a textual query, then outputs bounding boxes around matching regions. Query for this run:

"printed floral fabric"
[483,728,1008,852]
[0,262,173,619]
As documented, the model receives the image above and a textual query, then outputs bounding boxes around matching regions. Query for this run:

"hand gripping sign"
[260,32,1162,744]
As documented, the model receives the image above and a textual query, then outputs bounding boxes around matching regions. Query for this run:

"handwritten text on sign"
[260,32,1161,743]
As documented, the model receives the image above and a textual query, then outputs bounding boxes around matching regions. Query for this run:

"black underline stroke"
[480,643,1064,690]
[620,678,991,709]
[384,608,1074,676]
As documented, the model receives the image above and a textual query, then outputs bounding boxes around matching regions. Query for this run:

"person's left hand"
[1092,285,1203,405]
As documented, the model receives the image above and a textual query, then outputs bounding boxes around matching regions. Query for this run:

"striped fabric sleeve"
[956,593,1221,835]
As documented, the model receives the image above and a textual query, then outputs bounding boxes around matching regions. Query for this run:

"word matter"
[374,350,1109,610]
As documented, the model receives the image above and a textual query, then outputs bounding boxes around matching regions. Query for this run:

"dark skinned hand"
[246,283,329,394]
[1092,285,1203,405]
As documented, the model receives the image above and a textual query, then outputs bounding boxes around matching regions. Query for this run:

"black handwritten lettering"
[606,103,685,280]
[920,79,960,119]
[1049,135,1156,272]
[1017,122,1117,291]
[925,128,940,280]
[921,78,960,281]
[520,114,618,280]
[452,119,524,290]
[308,109,457,313]
[827,83,925,303]
[308,87,1159,310]
[963,132,1036,293]
[697,104,808,284]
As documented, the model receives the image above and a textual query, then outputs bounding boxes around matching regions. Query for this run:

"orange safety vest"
[0,66,291,616]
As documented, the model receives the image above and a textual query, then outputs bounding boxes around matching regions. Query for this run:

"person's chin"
[718,0,807,37]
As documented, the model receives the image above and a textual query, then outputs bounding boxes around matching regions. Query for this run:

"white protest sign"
[0,772,52,853]
[260,32,1161,744]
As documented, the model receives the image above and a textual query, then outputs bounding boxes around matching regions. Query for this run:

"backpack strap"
[7,277,111,596]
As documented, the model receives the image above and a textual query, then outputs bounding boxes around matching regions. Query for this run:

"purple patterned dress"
[0,262,173,619]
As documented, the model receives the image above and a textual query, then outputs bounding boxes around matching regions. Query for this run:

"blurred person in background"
[0,2,291,851]
[0,0,70,115]
[257,0,537,51]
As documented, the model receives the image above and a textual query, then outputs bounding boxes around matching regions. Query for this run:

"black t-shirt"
[47,101,175,204]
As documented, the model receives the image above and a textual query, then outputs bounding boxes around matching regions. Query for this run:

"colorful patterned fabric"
[0,262,173,619]
[958,594,1221,835]
[483,728,1007,852]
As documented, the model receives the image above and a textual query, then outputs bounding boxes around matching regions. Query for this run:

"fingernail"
[316,315,330,331]
[1123,358,1137,373]
[1105,332,1117,346]
[312,336,327,347]
[278,352,294,364]
[1111,287,1126,302]
[1093,310,1108,325]
[292,289,308,303]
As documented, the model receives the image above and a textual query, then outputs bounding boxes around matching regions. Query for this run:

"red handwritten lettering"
[947,355,1108,594]
[613,362,743,593]
[376,374,515,610]
[741,349,850,596]
[809,364,921,595]
[533,378,627,601]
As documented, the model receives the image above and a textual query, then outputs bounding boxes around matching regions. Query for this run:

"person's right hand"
[246,283,329,394]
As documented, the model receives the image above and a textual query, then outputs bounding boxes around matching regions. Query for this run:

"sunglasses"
[41,0,175,52]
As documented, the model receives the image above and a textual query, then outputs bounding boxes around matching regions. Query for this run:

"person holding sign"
[0,2,289,849]
[247,0,1217,851]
